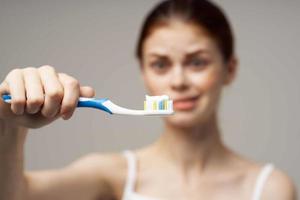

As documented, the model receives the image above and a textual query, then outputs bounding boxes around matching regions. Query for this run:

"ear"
[223,56,238,85]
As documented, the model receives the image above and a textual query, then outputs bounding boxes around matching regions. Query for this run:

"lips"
[173,96,199,111]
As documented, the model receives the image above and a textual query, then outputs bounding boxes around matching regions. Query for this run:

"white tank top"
[121,150,274,200]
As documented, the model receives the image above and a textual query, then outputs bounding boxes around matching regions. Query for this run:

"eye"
[150,59,169,72]
[187,57,208,69]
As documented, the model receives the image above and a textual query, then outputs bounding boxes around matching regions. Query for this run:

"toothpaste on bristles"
[144,95,173,111]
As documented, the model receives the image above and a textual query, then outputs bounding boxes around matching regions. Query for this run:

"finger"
[5,69,26,115]
[38,65,64,118]
[58,73,80,120]
[0,80,9,97]
[23,67,44,114]
[0,80,14,119]
[80,86,95,98]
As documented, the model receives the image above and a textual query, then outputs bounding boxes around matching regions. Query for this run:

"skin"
[0,21,297,200]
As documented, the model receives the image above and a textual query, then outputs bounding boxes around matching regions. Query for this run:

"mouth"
[173,96,199,111]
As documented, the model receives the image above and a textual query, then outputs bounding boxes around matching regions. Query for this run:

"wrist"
[0,119,28,154]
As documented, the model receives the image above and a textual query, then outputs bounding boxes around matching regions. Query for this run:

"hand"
[0,65,95,129]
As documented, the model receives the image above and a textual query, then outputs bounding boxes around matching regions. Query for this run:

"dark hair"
[136,0,234,63]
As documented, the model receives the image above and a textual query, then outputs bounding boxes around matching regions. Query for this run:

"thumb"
[79,86,95,98]
[0,81,15,119]
[0,81,9,101]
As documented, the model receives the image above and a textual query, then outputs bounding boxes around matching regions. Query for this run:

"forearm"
[0,120,28,200]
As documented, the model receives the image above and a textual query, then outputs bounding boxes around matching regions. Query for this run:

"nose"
[170,65,188,91]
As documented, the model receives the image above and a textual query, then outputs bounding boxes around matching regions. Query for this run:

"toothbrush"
[1,94,174,116]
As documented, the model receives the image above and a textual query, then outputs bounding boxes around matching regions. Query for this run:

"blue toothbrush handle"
[77,97,113,114]
[1,94,113,114]
[2,94,11,102]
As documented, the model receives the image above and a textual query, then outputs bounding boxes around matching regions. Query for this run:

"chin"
[163,110,204,128]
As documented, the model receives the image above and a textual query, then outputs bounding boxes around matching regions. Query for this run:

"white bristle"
[144,95,173,111]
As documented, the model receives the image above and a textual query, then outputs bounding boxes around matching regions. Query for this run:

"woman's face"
[141,21,236,128]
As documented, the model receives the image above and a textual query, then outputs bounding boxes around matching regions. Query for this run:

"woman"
[0,0,296,200]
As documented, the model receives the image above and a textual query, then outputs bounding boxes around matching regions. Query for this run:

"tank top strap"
[251,163,274,200]
[122,150,137,196]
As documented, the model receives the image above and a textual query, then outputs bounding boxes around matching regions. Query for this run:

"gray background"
[0,0,299,192]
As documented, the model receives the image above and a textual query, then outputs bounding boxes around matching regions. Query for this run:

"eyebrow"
[147,53,169,59]
[185,49,210,57]
[146,49,210,58]
[146,49,168,57]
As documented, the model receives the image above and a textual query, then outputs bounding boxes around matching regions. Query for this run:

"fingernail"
[62,113,71,120]
[12,105,24,115]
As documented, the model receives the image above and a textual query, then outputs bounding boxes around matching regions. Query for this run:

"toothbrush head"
[143,95,174,115]
[100,95,174,116]
[91,95,174,115]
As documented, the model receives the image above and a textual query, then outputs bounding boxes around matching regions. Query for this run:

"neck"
[153,114,227,171]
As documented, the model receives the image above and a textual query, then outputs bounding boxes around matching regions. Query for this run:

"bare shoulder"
[69,151,126,175]
[228,152,297,200]
[70,151,128,197]
[25,151,127,200]
[260,167,297,200]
